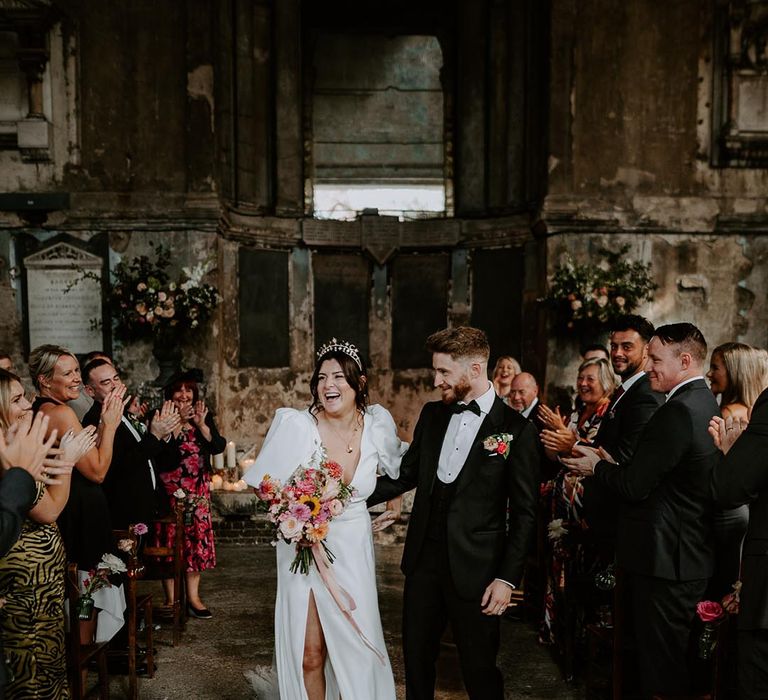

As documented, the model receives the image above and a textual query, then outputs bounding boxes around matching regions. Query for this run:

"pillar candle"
[240,458,255,478]
[213,453,224,470]
[226,441,236,468]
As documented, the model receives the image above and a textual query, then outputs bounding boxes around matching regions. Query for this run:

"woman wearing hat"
[155,369,226,619]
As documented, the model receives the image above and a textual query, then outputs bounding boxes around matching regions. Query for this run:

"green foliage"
[540,245,657,334]
[109,243,219,343]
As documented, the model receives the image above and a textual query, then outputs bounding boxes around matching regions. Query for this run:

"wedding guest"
[580,316,664,542]
[537,358,615,658]
[508,372,540,420]
[492,355,522,406]
[0,368,94,698]
[539,358,615,461]
[582,344,609,362]
[565,323,719,699]
[710,391,768,700]
[29,344,126,644]
[0,354,13,372]
[82,359,179,529]
[69,350,113,421]
[707,342,768,597]
[707,342,768,421]
[155,369,225,619]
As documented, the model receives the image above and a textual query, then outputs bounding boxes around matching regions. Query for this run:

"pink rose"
[133,523,148,536]
[328,499,344,517]
[696,601,724,623]
[279,516,304,541]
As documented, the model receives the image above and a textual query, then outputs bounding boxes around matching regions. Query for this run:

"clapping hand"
[540,427,578,455]
[708,415,747,455]
[191,401,208,429]
[100,384,129,429]
[0,412,71,486]
[538,404,568,431]
[560,444,612,476]
[59,426,98,464]
[150,400,182,439]
[127,396,148,420]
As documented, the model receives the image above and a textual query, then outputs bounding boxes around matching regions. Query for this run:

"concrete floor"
[107,544,581,699]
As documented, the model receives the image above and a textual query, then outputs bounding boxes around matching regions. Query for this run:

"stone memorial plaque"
[302,219,360,247]
[24,241,104,354]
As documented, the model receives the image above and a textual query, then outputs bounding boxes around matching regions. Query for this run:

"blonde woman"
[29,344,125,643]
[707,342,768,597]
[707,342,768,421]
[0,368,94,698]
[492,355,522,406]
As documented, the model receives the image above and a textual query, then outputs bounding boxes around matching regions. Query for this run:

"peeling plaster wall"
[544,0,768,403]
[544,232,766,401]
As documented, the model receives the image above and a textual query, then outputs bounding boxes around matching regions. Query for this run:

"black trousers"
[402,536,504,700]
[628,572,707,699]
[738,629,768,700]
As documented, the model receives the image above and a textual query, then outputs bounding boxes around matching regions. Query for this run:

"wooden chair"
[112,525,155,699]
[142,500,186,645]
[65,562,110,699]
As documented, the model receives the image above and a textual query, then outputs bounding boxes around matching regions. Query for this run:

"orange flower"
[307,522,329,543]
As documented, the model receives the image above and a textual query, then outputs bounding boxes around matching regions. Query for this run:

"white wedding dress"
[244,404,407,700]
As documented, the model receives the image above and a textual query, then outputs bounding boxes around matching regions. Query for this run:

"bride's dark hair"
[309,350,368,417]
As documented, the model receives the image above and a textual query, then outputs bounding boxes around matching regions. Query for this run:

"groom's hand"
[480,580,512,616]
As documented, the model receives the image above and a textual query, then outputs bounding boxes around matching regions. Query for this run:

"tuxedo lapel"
[454,397,506,496]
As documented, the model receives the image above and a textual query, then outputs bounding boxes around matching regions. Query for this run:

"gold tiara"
[316,338,362,370]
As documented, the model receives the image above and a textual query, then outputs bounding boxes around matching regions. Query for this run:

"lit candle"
[235,479,248,492]
[213,453,224,471]
[226,441,236,468]
[240,458,255,478]
[211,474,223,490]
[223,481,235,491]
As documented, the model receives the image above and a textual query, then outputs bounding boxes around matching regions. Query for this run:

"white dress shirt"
[611,370,647,410]
[522,397,539,419]
[437,382,496,484]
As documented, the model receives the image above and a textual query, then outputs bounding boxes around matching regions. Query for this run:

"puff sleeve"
[367,404,409,478]
[244,409,320,487]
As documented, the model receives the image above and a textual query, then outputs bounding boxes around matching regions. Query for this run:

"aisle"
[111,544,580,699]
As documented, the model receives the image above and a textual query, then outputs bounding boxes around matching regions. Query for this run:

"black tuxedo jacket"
[582,373,664,536]
[712,387,768,630]
[83,403,168,529]
[594,378,719,581]
[368,396,540,600]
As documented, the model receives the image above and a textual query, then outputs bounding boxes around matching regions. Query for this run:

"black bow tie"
[450,400,481,416]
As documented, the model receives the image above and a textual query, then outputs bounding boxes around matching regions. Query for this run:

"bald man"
[508,372,539,418]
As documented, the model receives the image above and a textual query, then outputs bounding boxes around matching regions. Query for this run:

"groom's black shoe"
[188,604,212,619]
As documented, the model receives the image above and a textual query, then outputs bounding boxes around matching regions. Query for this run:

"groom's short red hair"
[426,326,490,363]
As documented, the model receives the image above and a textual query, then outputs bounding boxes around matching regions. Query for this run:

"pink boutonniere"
[482,433,514,458]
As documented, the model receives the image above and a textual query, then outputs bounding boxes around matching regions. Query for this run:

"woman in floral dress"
[536,358,616,674]
[155,370,226,618]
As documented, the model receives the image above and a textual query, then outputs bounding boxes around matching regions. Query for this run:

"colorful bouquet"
[108,243,219,342]
[255,453,355,575]
[540,245,657,336]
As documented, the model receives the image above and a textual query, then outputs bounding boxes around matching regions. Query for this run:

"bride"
[244,339,407,699]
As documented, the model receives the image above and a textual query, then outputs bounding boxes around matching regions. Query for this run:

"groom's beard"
[440,374,471,404]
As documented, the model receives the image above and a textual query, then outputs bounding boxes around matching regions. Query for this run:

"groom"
[369,327,540,699]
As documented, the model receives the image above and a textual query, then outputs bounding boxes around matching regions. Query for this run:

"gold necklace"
[325,413,361,454]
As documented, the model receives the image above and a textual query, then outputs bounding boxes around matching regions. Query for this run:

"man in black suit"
[564,323,719,699]
[82,359,178,529]
[711,389,768,699]
[368,327,540,699]
[582,315,664,537]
